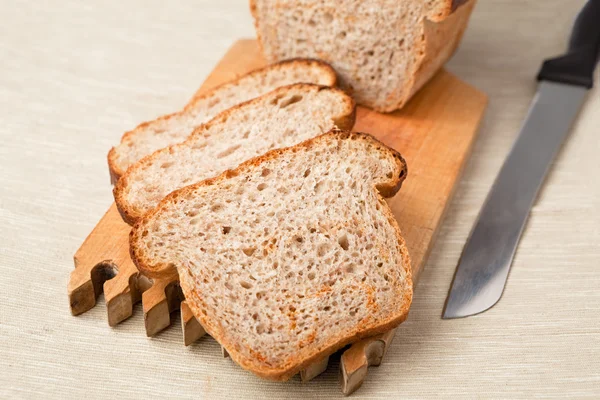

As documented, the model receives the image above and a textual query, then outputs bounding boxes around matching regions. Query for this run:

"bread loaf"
[250,0,475,112]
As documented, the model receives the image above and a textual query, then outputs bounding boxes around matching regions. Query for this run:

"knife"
[443,0,600,319]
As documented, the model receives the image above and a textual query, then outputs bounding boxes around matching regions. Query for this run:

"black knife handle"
[537,0,600,88]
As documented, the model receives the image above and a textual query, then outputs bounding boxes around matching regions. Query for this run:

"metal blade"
[443,82,588,319]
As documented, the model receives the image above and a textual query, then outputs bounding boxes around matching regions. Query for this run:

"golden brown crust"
[404,0,476,108]
[107,58,338,181]
[113,83,356,225]
[130,129,412,380]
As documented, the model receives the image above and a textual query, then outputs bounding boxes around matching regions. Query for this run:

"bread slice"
[130,130,412,381]
[250,0,475,112]
[107,59,337,182]
[114,83,355,225]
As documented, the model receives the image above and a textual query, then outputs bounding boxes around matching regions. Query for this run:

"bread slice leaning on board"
[250,0,475,112]
[114,83,355,226]
[107,59,337,182]
[130,130,412,381]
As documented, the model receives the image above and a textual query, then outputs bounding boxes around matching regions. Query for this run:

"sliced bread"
[250,0,475,112]
[114,83,355,225]
[130,130,412,381]
[107,59,337,182]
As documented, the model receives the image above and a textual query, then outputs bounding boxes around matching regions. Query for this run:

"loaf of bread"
[130,130,412,380]
[250,0,475,112]
[107,59,337,182]
[114,83,355,225]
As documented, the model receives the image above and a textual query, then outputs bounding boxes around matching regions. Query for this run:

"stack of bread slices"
[109,58,413,382]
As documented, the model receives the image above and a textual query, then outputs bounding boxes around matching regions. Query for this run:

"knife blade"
[443,0,600,319]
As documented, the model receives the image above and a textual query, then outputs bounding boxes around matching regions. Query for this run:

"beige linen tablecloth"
[1,1,598,398]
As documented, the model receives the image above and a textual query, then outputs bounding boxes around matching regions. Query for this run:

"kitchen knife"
[443,0,600,319]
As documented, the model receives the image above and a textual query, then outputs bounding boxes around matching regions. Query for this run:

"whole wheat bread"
[250,0,475,112]
[130,130,412,381]
[114,83,355,225]
[107,59,337,181]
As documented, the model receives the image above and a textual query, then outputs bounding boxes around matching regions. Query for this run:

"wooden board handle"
[340,329,397,395]
[69,203,175,329]
[68,204,145,324]
[181,300,206,346]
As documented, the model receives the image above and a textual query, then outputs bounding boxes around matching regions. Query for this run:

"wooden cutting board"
[67,39,487,393]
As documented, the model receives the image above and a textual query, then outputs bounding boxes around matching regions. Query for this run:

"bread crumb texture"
[131,131,412,380]
[251,0,474,111]
[109,59,336,178]
[115,84,354,223]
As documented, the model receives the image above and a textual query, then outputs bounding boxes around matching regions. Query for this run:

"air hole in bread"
[222,226,231,234]
[217,144,241,159]
[314,180,325,194]
[242,130,250,139]
[337,31,347,39]
[257,183,267,191]
[240,281,252,289]
[269,94,284,105]
[307,272,315,280]
[160,162,174,169]
[303,168,311,177]
[279,95,303,108]
[338,234,349,250]
[323,12,333,23]
[261,168,271,177]
[225,170,239,179]
[242,247,255,257]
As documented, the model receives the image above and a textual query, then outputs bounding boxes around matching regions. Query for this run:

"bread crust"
[400,0,476,110]
[107,58,338,182]
[130,129,412,380]
[113,83,356,225]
